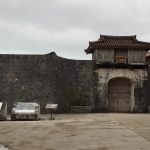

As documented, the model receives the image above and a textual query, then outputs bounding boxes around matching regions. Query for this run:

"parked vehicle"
[0,102,7,120]
[11,102,40,121]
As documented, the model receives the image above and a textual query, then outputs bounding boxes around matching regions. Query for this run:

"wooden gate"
[108,78,131,112]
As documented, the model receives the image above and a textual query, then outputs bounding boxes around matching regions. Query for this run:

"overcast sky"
[0,0,150,60]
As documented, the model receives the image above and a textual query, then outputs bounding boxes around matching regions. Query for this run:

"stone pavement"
[0,114,150,150]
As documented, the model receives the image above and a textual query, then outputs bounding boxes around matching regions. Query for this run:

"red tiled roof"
[85,35,150,54]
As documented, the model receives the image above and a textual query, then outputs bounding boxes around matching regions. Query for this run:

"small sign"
[45,104,58,119]
[45,104,58,109]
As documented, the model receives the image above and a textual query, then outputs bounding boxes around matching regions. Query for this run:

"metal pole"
[50,109,52,117]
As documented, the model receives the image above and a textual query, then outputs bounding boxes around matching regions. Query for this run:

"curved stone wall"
[0,52,95,113]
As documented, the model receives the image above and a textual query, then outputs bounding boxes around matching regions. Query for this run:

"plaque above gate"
[115,57,126,63]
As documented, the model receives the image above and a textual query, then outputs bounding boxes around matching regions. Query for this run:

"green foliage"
[62,86,84,106]
[41,106,47,114]
[12,84,32,102]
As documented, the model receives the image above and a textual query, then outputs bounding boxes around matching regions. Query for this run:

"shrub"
[62,86,84,106]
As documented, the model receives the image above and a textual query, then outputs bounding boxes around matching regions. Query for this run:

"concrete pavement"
[0,113,150,150]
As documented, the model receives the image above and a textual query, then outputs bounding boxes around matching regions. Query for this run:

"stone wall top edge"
[0,51,57,57]
[0,52,94,62]
[56,54,93,62]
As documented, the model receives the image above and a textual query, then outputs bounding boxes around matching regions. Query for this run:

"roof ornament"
[133,35,137,43]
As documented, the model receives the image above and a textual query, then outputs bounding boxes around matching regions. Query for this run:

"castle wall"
[95,68,148,112]
[0,52,95,113]
[0,51,150,113]
[144,66,150,110]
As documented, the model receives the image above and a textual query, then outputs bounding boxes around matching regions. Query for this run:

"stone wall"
[144,66,150,112]
[95,68,148,113]
[70,106,92,113]
[0,52,95,113]
[1,52,150,113]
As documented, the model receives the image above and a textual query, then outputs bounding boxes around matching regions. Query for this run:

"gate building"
[85,35,150,112]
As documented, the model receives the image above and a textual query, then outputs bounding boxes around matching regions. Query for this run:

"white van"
[11,102,40,121]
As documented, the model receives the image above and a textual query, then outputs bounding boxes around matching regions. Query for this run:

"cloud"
[0,0,150,59]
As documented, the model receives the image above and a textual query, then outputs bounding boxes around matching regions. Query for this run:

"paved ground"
[0,113,150,150]
[107,113,150,142]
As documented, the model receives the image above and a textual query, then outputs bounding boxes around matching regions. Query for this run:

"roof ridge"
[138,40,150,44]
[100,34,136,40]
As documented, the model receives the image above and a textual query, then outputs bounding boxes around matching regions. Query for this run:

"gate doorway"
[108,78,132,112]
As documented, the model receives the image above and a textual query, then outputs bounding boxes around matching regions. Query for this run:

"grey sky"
[0,0,150,60]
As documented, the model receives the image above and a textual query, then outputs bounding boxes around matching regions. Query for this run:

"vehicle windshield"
[15,103,37,110]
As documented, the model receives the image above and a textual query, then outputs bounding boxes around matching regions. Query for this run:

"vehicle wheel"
[11,114,16,121]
